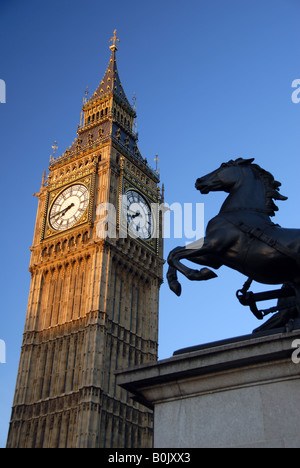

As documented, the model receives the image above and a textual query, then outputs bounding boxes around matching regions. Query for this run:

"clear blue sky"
[0,0,300,447]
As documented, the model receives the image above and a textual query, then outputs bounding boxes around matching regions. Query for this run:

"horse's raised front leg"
[166,265,182,297]
[168,247,218,280]
[167,244,218,295]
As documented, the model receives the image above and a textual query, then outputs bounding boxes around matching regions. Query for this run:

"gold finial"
[52,141,58,155]
[84,86,89,103]
[50,141,58,162]
[154,154,160,174]
[80,87,89,127]
[109,29,120,52]
[37,170,47,192]
[41,170,46,186]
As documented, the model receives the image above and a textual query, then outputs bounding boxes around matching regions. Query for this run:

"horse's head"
[196,157,288,216]
[195,158,255,194]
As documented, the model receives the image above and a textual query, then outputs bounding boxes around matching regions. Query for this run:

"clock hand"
[131,211,141,219]
[127,208,141,216]
[51,203,75,219]
[60,203,75,217]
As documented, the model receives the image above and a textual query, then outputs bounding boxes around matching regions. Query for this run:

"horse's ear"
[235,157,255,166]
[245,158,255,164]
[273,192,288,201]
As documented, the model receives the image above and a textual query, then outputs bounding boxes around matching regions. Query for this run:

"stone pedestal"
[116,328,300,448]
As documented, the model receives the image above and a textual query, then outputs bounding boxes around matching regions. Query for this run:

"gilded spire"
[87,30,133,111]
[109,29,120,52]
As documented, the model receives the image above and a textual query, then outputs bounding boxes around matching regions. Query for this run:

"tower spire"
[85,30,133,111]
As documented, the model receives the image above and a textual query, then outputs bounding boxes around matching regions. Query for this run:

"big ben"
[7,31,164,449]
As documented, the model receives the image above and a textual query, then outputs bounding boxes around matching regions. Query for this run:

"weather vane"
[110,29,120,52]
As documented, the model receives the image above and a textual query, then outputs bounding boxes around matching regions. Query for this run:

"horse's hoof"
[201,268,218,280]
[169,281,182,297]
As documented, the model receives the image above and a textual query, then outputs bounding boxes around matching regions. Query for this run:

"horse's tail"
[167,266,182,297]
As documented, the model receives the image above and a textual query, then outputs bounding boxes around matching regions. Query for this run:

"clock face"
[49,184,90,231]
[125,190,153,240]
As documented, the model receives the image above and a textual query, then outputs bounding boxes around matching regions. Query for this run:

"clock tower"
[7,31,164,448]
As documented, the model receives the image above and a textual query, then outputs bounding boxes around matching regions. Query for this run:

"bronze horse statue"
[167,158,300,332]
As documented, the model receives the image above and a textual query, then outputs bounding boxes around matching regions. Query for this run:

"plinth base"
[116,328,300,448]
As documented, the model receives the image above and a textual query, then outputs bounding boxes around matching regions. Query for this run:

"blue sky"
[0,0,300,447]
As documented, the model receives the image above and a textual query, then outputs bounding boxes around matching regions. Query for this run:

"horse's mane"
[227,158,288,216]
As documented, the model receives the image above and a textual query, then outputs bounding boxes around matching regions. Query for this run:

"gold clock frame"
[41,173,95,241]
[121,177,159,252]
